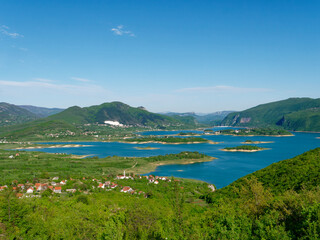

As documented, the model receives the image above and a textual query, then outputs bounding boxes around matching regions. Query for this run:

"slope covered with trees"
[221,98,320,131]
[0,102,197,141]
[1,148,320,239]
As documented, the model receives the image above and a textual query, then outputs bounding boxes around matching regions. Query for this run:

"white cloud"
[0,25,24,38]
[111,25,135,37]
[176,85,272,93]
[71,77,91,83]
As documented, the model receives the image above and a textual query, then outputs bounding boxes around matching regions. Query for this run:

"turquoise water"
[26,129,320,188]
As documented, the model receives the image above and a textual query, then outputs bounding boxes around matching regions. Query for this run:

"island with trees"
[221,145,268,152]
[217,127,293,136]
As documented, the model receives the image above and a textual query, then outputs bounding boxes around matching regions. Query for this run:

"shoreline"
[129,157,216,175]
[15,144,91,150]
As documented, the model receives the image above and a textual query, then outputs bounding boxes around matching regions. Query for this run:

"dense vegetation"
[1,148,320,239]
[221,97,320,131]
[219,127,292,136]
[123,136,211,144]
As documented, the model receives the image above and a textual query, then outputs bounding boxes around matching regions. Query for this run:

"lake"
[26,128,320,188]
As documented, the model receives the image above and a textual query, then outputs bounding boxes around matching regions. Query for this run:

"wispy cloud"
[176,85,272,93]
[0,79,107,94]
[0,25,24,38]
[71,77,91,83]
[111,25,135,37]
[33,78,55,83]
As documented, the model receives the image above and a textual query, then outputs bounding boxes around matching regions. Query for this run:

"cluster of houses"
[0,173,173,199]
[0,178,69,198]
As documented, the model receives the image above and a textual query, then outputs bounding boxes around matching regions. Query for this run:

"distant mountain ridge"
[162,111,234,125]
[221,98,320,131]
[19,105,64,118]
[0,102,39,126]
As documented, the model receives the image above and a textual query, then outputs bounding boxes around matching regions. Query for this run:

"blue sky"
[0,0,319,112]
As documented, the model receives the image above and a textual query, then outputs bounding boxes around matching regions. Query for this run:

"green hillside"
[217,147,320,197]
[0,102,39,126]
[0,102,196,141]
[48,102,188,127]
[221,98,320,131]
[2,148,320,238]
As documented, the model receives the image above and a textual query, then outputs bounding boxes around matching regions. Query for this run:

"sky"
[0,0,319,113]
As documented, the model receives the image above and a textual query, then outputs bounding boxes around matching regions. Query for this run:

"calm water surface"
[27,128,320,188]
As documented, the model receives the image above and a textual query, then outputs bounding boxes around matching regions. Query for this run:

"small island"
[121,136,218,145]
[134,146,160,150]
[241,140,274,144]
[176,132,202,136]
[217,128,293,136]
[221,145,268,152]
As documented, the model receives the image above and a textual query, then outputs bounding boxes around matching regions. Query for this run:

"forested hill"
[221,97,320,131]
[47,101,195,127]
[0,102,39,126]
[0,102,197,140]
[217,147,320,197]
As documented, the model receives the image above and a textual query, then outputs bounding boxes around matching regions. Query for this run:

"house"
[105,181,111,186]
[16,193,23,199]
[117,175,125,180]
[121,186,133,193]
[51,182,57,186]
[26,187,34,194]
[54,187,62,193]
[66,189,76,193]
[9,155,14,159]
[98,183,105,189]
[154,180,159,185]
[60,180,66,185]
[110,183,118,189]
[15,153,19,157]
[48,186,53,190]
[36,184,48,192]
[18,184,25,189]
[0,186,8,191]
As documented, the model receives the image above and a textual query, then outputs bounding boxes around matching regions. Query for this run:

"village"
[0,170,175,199]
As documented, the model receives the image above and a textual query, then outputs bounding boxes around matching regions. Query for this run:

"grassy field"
[0,149,214,184]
